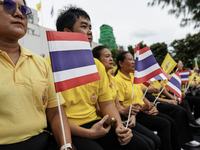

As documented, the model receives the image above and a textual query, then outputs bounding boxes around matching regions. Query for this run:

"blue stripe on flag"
[135,55,157,72]
[169,77,181,88]
[50,49,95,72]
[154,75,162,80]
[180,75,189,78]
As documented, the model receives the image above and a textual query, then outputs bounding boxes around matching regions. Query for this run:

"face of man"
[0,0,28,41]
[64,16,93,47]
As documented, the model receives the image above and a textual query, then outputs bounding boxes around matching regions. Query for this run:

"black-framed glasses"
[0,0,32,19]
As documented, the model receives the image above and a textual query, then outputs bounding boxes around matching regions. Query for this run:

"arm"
[46,106,72,148]
[156,97,178,105]
[115,96,141,117]
[69,115,111,139]
[162,89,175,100]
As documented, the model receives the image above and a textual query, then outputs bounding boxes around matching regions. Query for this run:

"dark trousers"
[185,95,200,119]
[146,93,193,145]
[72,119,151,150]
[136,111,180,150]
[0,132,58,150]
[121,115,161,150]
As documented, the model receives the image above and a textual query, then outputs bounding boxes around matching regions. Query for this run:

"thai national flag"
[178,70,190,83]
[46,31,100,93]
[134,47,162,84]
[149,67,170,82]
[165,72,182,100]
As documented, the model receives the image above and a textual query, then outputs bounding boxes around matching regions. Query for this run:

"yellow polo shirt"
[0,46,64,144]
[46,57,112,126]
[115,70,145,106]
[108,72,118,104]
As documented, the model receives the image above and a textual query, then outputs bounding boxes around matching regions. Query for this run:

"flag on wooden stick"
[46,31,100,92]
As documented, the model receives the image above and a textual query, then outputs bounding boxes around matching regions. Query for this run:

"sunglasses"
[0,0,32,19]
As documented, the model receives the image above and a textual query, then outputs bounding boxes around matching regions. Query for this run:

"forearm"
[157,97,171,103]
[69,122,92,139]
[99,100,123,128]
[46,106,72,147]
[162,89,174,99]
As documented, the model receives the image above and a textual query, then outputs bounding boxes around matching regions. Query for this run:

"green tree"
[170,32,200,68]
[150,42,169,64]
[148,0,200,28]
[110,48,119,65]
[128,45,134,56]
[137,41,147,49]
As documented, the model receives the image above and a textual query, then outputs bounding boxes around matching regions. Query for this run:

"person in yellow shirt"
[47,5,137,150]
[114,51,185,150]
[92,45,161,150]
[0,0,72,150]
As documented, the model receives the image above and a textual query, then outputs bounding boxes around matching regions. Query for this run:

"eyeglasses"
[0,0,32,19]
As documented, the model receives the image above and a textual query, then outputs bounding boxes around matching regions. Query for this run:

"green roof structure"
[99,24,117,49]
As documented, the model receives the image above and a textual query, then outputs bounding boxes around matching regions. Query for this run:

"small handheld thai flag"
[134,47,162,84]
[149,67,170,82]
[46,31,100,92]
[178,70,190,83]
[165,72,182,101]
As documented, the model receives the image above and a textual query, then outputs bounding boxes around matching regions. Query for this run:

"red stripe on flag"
[46,31,89,42]
[54,72,100,92]
[139,47,150,55]
[134,69,162,84]
[165,84,182,98]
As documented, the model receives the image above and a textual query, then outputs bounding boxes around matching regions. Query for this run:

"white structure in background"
[19,8,101,58]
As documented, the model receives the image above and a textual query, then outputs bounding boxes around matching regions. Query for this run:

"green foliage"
[170,32,200,68]
[148,0,200,28]
[150,42,169,64]
[137,41,147,49]
[110,48,118,65]
[128,45,134,56]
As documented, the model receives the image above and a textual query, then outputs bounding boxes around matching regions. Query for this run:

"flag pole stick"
[56,93,67,150]
[185,82,187,90]
[157,80,164,89]
[153,87,165,103]
[129,87,148,125]
[126,84,134,129]
[185,80,193,93]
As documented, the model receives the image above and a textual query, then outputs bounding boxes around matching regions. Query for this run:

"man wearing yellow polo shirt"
[46,5,136,150]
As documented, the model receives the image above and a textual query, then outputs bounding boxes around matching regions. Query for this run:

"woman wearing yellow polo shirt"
[114,51,182,150]
[0,0,72,150]
[92,45,161,150]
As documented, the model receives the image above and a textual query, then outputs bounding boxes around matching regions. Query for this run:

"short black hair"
[56,5,90,31]
[92,45,108,60]
[115,51,129,76]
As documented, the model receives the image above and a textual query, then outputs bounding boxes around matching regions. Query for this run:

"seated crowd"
[1,0,200,150]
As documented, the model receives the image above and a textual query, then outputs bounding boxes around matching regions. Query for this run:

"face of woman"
[99,48,113,71]
[177,60,183,71]
[120,53,135,73]
[0,0,28,41]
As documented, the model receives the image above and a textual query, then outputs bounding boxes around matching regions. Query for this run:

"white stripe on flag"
[135,64,160,78]
[49,41,91,52]
[53,65,98,82]
[173,74,181,83]
[138,50,152,61]
[179,72,189,75]
[181,78,188,81]
[166,82,181,95]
